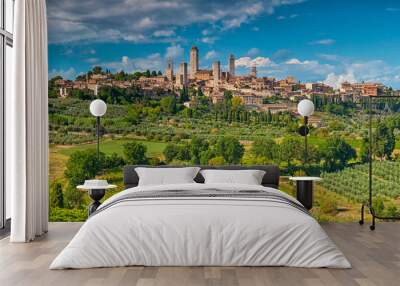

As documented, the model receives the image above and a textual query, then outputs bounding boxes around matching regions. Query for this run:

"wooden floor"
[0,222,399,286]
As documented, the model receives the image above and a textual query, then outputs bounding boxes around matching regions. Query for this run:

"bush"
[49,181,64,208]
[64,185,84,209]
[163,144,180,163]
[251,138,277,160]
[163,134,172,142]
[50,207,87,222]
[148,157,162,166]
[215,136,244,164]
[104,153,125,169]
[208,156,226,166]
[64,149,103,187]
[319,198,338,215]
[123,142,148,164]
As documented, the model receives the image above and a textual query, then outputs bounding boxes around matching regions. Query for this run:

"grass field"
[56,138,167,157]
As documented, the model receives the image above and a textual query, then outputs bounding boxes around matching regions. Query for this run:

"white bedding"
[50,183,351,269]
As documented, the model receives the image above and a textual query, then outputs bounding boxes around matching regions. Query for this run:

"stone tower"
[177,62,188,87]
[212,61,221,88]
[229,54,235,78]
[189,46,199,79]
[165,58,174,82]
[250,65,257,78]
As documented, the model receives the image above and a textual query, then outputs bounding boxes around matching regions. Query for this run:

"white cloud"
[153,29,175,37]
[137,17,154,29]
[253,56,334,81]
[165,44,184,59]
[232,52,400,88]
[47,0,306,44]
[309,39,336,45]
[285,58,302,65]
[222,15,248,30]
[221,2,263,30]
[122,34,147,42]
[281,58,335,76]
[323,60,400,88]
[205,50,218,60]
[246,48,260,57]
[285,58,325,67]
[85,58,100,64]
[104,53,163,72]
[235,56,272,68]
[49,67,77,80]
[201,36,218,44]
[324,72,356,89]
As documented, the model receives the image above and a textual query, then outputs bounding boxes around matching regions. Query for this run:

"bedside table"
[289,177,322,210]
[77,180,117,215]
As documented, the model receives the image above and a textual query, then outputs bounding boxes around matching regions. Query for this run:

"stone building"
[165,58,174,82]
[176,62,188,87]
[229,54,235,78]
[189,46,199,79]
[212,61,221,88]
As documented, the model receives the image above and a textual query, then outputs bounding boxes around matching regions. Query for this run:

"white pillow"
[135,167,201,186]
[200,169,266,185]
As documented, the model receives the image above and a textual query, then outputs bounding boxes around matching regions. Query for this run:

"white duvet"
[50,183,351,269]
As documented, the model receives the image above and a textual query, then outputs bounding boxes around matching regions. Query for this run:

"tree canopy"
[321,137,356,172]
[123,142,148,164]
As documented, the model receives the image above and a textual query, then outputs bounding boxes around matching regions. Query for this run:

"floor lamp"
[297,99,315,168]
[89,99,107,160]
[359,95,400,230]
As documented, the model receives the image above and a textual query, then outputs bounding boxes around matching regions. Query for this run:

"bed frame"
[123,165,280,189]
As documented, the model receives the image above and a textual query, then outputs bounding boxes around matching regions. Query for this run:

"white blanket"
[50,183,351,269]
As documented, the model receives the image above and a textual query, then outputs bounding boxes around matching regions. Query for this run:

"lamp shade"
[297,99,315,117]
[90,99,107,117]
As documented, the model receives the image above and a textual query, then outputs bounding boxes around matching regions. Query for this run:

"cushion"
[200,169,266,185]
[135,167,201,186]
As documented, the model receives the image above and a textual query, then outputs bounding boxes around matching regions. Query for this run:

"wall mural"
[47,0,400,222]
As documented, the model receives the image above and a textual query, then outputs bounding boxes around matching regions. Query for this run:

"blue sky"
[48,0,400,88]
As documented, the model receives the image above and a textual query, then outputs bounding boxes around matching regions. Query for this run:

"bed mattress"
[50,183,351,269]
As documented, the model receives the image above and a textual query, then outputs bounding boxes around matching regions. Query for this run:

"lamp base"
[88,189,105,216]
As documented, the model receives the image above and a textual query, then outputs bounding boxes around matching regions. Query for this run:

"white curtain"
[9,0,49,242]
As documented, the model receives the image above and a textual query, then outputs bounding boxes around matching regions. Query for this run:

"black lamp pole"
[304,116,308,166]
[96,116,100,161]
[90,99,107,162]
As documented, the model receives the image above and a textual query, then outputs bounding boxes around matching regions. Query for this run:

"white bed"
[50,183,351,269]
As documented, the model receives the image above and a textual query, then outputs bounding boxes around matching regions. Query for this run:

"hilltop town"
[54,46,397,113]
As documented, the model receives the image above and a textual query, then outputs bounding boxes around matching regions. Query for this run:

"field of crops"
[321,161,400,202]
